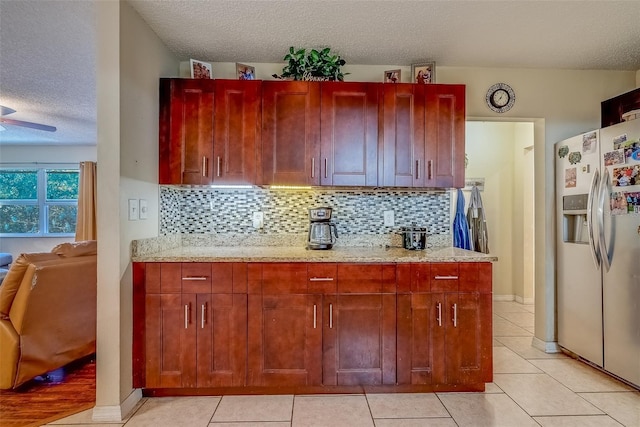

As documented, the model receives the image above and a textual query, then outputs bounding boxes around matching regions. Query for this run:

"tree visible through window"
[0,168,79,236]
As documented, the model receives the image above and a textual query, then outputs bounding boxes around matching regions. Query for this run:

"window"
[0,168,79,236]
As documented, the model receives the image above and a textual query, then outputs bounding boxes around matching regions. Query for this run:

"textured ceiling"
[1,0,639,146]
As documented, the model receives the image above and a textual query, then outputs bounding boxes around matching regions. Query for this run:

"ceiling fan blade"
[0,105,17,116]
[0,117,57,132]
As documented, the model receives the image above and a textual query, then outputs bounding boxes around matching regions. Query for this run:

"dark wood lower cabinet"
[134,261,492,394]
[323,294,396,386]
[247,294,322,386]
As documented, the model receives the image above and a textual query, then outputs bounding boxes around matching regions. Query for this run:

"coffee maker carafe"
[307,207,338,250]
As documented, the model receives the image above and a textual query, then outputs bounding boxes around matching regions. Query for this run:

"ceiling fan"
[0,105,57,132]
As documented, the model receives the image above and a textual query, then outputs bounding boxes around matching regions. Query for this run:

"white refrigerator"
[556,120,640,388]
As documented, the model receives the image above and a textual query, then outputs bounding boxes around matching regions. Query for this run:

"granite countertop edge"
[132,246,497,263]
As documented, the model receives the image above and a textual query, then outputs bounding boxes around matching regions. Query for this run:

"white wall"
[93,0,178,420]
[0,144,97,255]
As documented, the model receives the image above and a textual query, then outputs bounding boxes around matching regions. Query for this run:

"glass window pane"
[46,170,79,200]
[0,205,40,233]
[48,205,77,234]
[0,170,38,200]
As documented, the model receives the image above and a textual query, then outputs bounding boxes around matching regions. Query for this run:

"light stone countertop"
[132,245,497,263]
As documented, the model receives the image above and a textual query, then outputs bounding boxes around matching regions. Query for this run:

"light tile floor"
[48,301,640,427]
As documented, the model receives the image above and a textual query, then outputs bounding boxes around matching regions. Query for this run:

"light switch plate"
[128,199,139,221]
[139,199,148,220]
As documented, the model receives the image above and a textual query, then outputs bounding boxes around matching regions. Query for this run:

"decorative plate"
[568,152,582,165]
[558,145,569,158]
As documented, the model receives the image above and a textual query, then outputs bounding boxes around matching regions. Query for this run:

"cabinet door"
[423,84,465,188]
[320,82,379,186]
[197,293,247,387]
[443,292,491,385]
[159,78,215,185]
[213,80,261,184]
[247,293,322,386]
[261,81,321,185]
[323,294,396,385]
[145,293,197,388]
[397,293,437,385]
[382,84,425,187]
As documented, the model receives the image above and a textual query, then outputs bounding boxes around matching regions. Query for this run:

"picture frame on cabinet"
[411,61,436,84]
[384,69,401,83]
[190,59,212,79]
[236,63,255,80]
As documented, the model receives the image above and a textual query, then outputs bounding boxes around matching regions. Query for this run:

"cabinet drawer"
[459,262,492,293]
[181,263,212,294]
[308,263,337,293]
[337,264,395,293]
[261,263,308,294]
[430,263,459,292]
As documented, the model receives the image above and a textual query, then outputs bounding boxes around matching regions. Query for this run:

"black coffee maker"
[307,207,338,250]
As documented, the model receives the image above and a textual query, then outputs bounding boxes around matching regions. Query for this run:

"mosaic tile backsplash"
[160,186,451,240]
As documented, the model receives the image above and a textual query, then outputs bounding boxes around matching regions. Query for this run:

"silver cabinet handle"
[415,159,420,180]
[324,158,328,179]
[428,160,433,180]
[313,304,317,329]
[309,277,334,282]
[329,303,333,329]
[201,303,206,329]
[202,157,207,177]
[437,302,442,327]
[217,156,221,177]
[182,277,208,281]
[434,275,458,280]
[453,303,457,328]
[184,304,189,329]
[312,158,315,179]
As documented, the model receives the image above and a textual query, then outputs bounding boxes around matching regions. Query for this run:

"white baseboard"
[493,294,515,302]
[514,295,535,305]
[493,295,534,304]
[92,389,142,422]
[532,336,562,354]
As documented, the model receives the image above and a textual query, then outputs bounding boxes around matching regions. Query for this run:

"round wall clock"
[486,83,515,113]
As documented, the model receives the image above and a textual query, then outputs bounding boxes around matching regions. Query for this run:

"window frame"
[0,165,79,237]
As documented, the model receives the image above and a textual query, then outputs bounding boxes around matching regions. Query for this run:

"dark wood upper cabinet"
[159,78,215,185]
[382,84,424,187]
[159,79,260,185]
[261,81,321,185]
[320,82,379,186]
[160,79,465,188]
[423,84,466,188]
[213,80,261,184]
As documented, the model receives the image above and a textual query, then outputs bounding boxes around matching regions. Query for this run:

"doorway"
[464,121,535,303]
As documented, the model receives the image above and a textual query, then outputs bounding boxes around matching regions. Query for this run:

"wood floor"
[0,356,96,427]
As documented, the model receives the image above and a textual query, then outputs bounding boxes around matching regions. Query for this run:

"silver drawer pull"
[184,304,189,329]
[201,303,206,329]
[329,303,333,329]
[182,277,208,281]
[313,304,317,329]
[453,303,458,328]
[309,277,335,282]
[434,275,458,280]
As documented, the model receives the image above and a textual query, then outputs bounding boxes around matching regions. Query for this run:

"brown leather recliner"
[0,241,96,389]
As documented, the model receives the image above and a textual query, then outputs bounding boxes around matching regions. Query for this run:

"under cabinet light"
[209,185,253,189]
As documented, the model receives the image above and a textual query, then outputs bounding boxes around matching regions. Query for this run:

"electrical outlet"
[252,211,264,229]
[383,210,394,226]
[139,199,148,220]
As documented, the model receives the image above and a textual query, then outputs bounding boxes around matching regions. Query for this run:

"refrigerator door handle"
[587,168,601,268]
[597,169,612,272]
